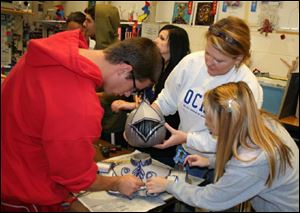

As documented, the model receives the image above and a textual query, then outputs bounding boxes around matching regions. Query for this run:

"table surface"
[69,139,134,212]
[279,115,299,127]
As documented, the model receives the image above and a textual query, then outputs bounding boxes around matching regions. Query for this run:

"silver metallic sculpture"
[125,100,166,148]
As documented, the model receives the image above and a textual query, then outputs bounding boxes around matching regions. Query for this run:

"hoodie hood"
[95,4,120,50]
[25,29,102,85]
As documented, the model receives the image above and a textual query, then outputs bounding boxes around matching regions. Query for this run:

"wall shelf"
[120,21,142,25]
[1,7,33,15]
[36,20,66,24]
[35,20,66,38]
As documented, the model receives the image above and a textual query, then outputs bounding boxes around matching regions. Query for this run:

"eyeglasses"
[208,26,239,46]
[124,61,146,96]
[124,61,140,95]
[131,70,138,94]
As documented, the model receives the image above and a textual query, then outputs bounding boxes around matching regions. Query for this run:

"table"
[92,139,134,162]
[280,115,299,127]
[69,139,133,212]
[268,113,299,144]
[68,140,178,212]
[279,116,299,144]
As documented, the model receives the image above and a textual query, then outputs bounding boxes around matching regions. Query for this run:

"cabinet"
[258,77,286,115]
[258,74,299,144]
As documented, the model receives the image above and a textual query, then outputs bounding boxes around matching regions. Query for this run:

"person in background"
[83,5,96,49]
[146,81,299,212]
[66,11,86,31]
[83,4,120,50]
[151,16,263,179]
[1,29,163,211]
[111,24,191,166]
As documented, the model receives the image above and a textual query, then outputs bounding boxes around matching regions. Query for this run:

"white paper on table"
[78,150,204,212]
[78,190,166,212]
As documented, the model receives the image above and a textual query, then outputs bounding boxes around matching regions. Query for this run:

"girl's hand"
[184,154,209,167]
[146,177,169,194]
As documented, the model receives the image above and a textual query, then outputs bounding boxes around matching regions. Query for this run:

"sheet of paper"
[78,191,166,212]
[78,150,204,212]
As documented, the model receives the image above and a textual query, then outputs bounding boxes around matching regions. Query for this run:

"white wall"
[63,1,299,78]
[110,1,146,21]
[250,30,298,77]
[153,1,299,78]
[64,1,109,16]
[64,1,88,16]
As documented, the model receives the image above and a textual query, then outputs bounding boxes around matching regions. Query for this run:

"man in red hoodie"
[1,29,162,211]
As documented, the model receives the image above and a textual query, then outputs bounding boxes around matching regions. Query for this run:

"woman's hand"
[146,177,169,194]
[184,154,209,167]
[154,123,187,149]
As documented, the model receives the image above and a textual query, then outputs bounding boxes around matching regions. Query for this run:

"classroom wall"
[172,25,298,78]
[64,1,88,17]
[63,1,299,78]
[153,1,299,78]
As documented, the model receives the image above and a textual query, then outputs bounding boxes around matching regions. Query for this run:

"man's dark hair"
[66,11,86,25]
[103,37,163,84]
[84,5,95,21]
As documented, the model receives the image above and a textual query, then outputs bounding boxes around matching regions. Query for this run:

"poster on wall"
[217,1,246,22]
[172,2,193,25]
[192,1,217,26]
[247,1,298,31]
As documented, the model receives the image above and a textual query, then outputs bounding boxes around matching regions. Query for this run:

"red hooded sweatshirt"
[1,30,104,207]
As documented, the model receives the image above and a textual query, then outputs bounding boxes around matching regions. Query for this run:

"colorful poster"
[193,2,217,26]
[172,2,192,24]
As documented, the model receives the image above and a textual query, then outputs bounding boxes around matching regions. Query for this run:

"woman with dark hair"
[151,25,191,103]
[111,24,190,167]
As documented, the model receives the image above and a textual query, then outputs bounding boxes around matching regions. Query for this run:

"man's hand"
[154,123,187,149]
[116,175,145,197]
[184,154,209,167]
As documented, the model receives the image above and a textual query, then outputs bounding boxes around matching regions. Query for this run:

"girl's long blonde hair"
[204,82,293,187]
